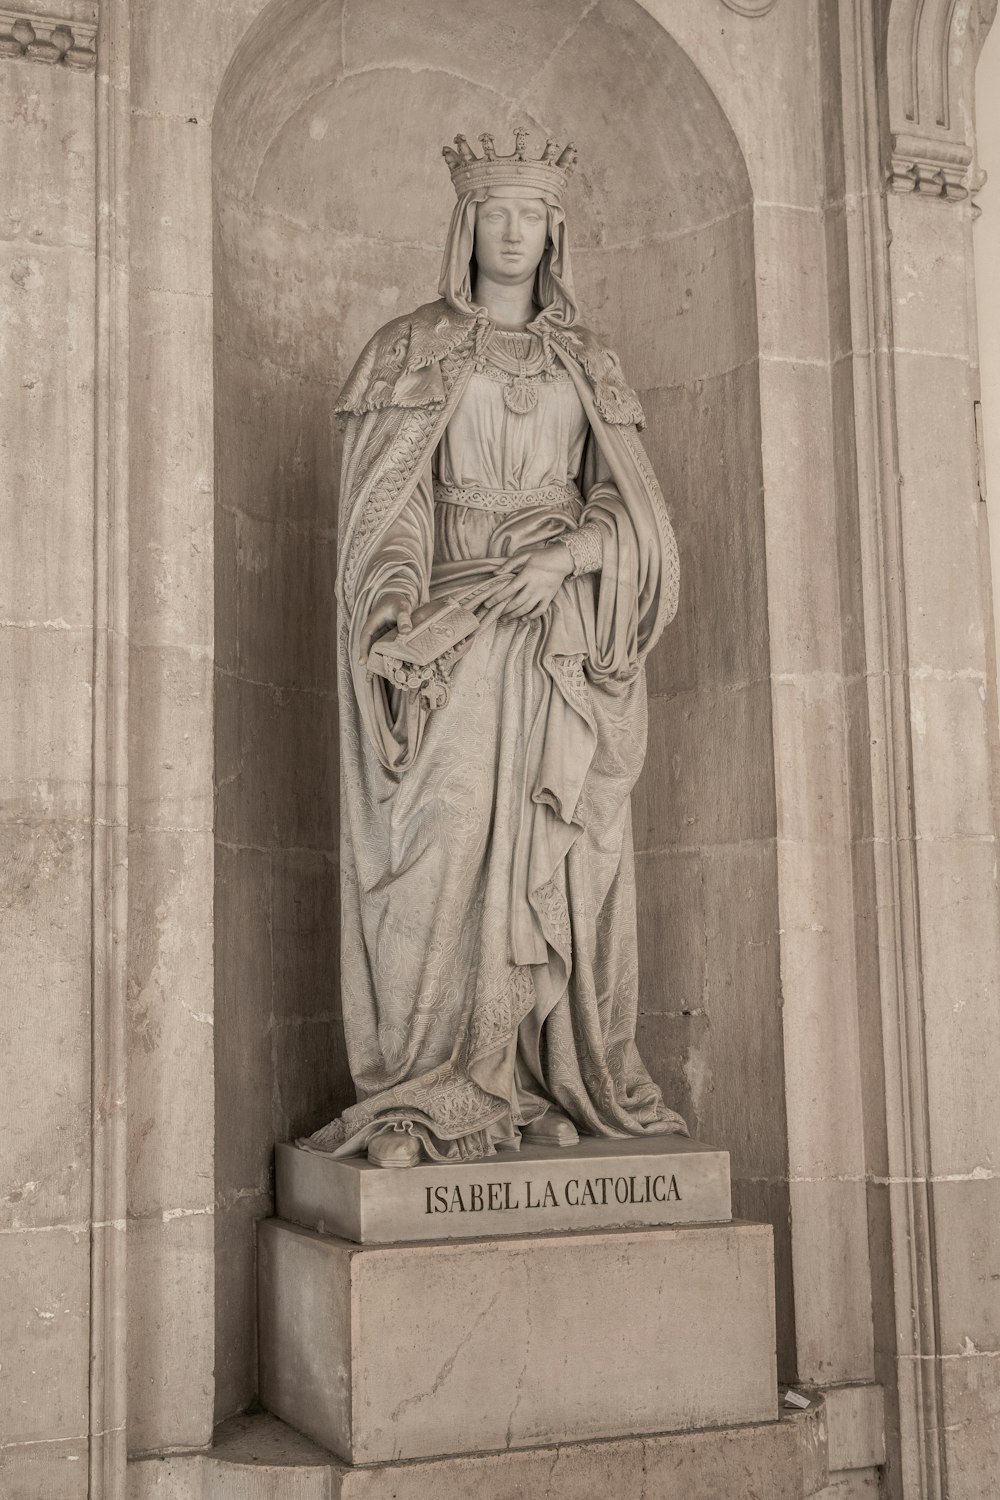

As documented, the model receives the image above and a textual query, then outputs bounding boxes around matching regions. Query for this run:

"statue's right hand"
[359,592,413,663]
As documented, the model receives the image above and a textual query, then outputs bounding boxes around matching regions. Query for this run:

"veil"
[437,188,579,329]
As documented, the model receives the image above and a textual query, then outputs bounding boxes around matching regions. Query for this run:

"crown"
[442,129,578,202]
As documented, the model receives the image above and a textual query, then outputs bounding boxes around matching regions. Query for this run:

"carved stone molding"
[719,0,780,15]
[0,8,96,68]
[886,0,997,200]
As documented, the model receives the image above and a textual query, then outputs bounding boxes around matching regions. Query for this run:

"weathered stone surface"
[0,1438,89,1500]
[126,1405,828,1500]
[0,1227,89,1446]
[788,1178,875,1386]
[0,626,94,820]
[0,821,91,1231]
[259,1218,777,1463]
[755,205,831,365]
[127,1212,215,1453]
[276,1135,731,1244]
[127,827,214,1220]
[634,681,776,849]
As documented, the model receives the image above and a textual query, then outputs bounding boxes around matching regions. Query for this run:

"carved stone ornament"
[719,0,780,15]
[0,9,96,68]
[887,0,997,201]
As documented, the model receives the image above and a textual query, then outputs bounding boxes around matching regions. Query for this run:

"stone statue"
[302,131,686,1168]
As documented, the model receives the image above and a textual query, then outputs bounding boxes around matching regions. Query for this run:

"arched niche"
[213,0,785,1421]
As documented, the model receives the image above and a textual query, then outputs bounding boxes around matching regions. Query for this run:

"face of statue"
[473,195,548,285]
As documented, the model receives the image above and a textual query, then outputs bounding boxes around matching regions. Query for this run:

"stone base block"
[276,1134,731,1243]
[128,1406,829,1500]
[258,1217,778,1465]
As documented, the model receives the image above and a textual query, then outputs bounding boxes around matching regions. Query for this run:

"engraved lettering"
[652,1175,666,1202]
[488,1182,503,1210]
[526,1180,539,1208]
[565,1178,579,1206]
[450,1185,467,1213]
[666,1174,680,1201]
[541,1180,558,1208]
[504,1182,518,1210]
[615,1176,629,1204]
[581,1179,597,1206]
[470,1183,484,1211]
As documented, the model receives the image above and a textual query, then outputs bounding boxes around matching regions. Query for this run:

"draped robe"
[303,299,685,1161]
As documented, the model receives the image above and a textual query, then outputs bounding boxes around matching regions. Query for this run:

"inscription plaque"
[276,1135,731,1244]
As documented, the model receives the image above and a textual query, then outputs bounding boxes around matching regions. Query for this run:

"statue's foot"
[521,1110,580,1148]
[368,1130,422,1169]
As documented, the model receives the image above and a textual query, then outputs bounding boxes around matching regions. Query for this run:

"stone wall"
[3,2,1000,1496]
[0,20,97,1498]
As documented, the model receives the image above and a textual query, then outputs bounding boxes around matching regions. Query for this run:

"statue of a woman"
[303,131,685,1168]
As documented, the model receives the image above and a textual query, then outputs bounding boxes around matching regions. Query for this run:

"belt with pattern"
[434,481,582,513]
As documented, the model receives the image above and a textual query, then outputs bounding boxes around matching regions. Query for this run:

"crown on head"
[442,129,578,202]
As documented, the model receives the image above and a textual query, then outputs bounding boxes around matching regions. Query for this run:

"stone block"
[214,672,339,851]
[215,1190,271,1429]
[777,839,867,1181]
[0,1438,89,1500]
[127,827,214,1220]
[214,842,273,1199]
[131,0,257,121]
[236,512,338,694]
[893,351,984,673]
[128,1404,828,1500]
[937,1348,1000,1500]
[635,846,706,1016]
[127,1211,215,1453]
[128,644,213,832]
[214,346,343,531]
[270,848,340,1022]
[0,239,95,628]
[0,820,91,1230]
[0,59,94,247]
[889,197,971,361]
[129,288,214,652]
[634,680,775,851]
[931,1178,1000,1357]
[575,212,757,391]
[130,114,213,298]
[0,1227,89,1446]
[757,359,844,676]
[771,675,851,845]
[259,1217,777,1464]
[642,367,768,697]
[276,1135,731,1245]
[273,1021,353,1146]
[788,1177,875,1386]
[822,1382,885,1472]
[754,205,831,364]
[916,838,1000,1177]
[908,673,994,839]
[0,626,93,820]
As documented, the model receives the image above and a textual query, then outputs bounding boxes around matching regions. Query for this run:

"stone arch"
[212,0,780,1420]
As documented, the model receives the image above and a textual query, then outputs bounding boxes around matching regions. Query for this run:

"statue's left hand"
[480,543,574,621]
[359,591,413,662]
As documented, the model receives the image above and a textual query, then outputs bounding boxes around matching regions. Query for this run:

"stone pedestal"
[258,1216,778,1465]
[276,1134,732,1243]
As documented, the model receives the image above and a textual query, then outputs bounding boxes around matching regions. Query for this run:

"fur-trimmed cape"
[335,298,646,429]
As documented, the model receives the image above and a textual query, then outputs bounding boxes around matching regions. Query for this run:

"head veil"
[437,188,579,330]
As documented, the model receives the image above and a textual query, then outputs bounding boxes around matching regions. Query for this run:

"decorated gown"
[304,304,685,1162]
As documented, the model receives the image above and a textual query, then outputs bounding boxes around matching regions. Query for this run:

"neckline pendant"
[503,377,538,415]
